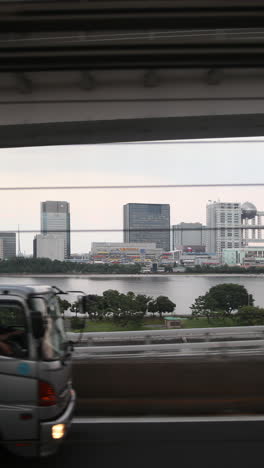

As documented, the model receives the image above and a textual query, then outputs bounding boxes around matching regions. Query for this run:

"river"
[1,274,264,315]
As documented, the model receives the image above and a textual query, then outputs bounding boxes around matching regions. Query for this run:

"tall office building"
[123,203,170,251]
[41,201,70,259]
[0,232,16,258]
[206,201,242,255]
[172,222,206,251]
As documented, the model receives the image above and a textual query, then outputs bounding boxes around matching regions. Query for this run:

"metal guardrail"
[68,326,264,347]
[73,338,264,360]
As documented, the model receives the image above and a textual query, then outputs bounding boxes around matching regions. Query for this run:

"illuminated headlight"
[52,424,66,439]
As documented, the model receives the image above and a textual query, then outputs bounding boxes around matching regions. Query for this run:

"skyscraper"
[123,203,170,251]
[206,201,242,255]
[41,201,70,259]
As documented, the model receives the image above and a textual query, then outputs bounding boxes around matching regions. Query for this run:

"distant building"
[172,222,206,251]
[69,253,91,263]
[159,250,181,265]
[41,201,70,258]
[180,252,220,267]
[206,202,242,255]
[0,232,16,259]
[90,242,163,264]
[123,203,170,251]
[33,234,65,261]
[223,246,264,266]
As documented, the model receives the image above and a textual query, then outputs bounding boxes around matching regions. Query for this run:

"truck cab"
[0,285,76,458]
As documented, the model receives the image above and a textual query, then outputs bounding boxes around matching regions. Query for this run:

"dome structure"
[241,202,257,219]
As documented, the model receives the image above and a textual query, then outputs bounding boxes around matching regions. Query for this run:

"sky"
[0,138,264,255]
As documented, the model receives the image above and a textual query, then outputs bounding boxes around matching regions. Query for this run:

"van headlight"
[52,424,66,439]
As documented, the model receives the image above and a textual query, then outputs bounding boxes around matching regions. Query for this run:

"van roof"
[0,284,55,298]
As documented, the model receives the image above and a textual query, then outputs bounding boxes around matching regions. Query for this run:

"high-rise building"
[33,234,65,261]
[123,203,170,251]
[0,232,16,259]
[172,222,206,251]
[41,201,70,259]
[206,202,242,255]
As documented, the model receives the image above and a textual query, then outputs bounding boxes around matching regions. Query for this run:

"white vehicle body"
[0,285,76,458]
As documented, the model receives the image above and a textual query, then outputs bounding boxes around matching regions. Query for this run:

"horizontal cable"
[0,183,263,191]
[10,226,264,234]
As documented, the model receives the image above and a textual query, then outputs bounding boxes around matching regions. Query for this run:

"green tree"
[190,294,218,323]
[155,296,176,319]
[207,283,254,318]
[57,297,71,317]
[235,306,264,326]
[148,300,159,318]
[83,294,105,321]
[100,290,149,328]
[134,294,152,314]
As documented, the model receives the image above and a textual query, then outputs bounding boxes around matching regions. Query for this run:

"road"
[3,416,264,468]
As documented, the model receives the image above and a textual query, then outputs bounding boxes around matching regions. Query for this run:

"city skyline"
[8,195,264,257]
[0,139,264,254]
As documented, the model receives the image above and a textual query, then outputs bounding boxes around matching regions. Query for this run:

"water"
[1,274,264,315]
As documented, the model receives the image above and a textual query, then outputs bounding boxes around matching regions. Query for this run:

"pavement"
[3,416,264,468]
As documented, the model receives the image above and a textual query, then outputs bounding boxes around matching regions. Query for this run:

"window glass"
[42,296,67,361]
[30,295,67,361]
[0,302,28,358]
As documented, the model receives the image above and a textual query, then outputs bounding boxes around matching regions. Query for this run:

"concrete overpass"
[1,1,264,147]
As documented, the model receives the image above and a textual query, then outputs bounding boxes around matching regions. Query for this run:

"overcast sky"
[0,138,263,255]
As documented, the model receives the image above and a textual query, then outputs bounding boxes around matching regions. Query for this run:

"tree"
[148,300,159,318]
[57,297,71,317]
[155,296,176,319]
[190,294,218,323]
[83,294,105,321]
[100,290,150,328]
[207,283,254,318]
[235,306,264,326]
[134,294,152,315]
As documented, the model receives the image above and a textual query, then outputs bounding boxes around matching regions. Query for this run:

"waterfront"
[1,274,264,315]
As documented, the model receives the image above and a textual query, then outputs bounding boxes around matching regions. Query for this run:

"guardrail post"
[145,335,151,345]
[205,332,210,343]
[86,336,94,346]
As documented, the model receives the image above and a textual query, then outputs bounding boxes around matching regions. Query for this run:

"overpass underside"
[1,1,264,146]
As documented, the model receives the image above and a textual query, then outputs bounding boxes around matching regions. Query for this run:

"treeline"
[186,265,264,274]
[0,258,141,274]
[190,283,264,325]
[59,290,176,328]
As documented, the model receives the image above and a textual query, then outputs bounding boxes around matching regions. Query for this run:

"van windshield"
[30,295,67,361]
[0,302,28,358]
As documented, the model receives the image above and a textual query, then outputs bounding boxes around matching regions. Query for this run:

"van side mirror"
[31,311,45,339]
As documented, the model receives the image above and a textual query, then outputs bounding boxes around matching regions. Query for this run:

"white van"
[0,285,76,458]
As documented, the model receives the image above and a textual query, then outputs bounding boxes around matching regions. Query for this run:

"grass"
[70,316,236,332]
[182,317,235,329]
